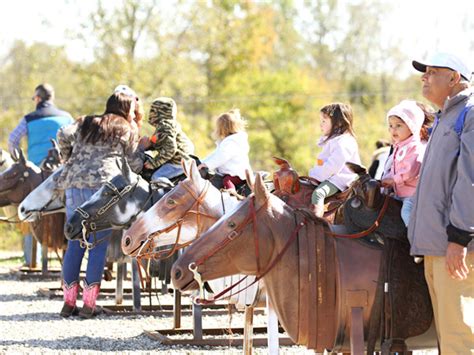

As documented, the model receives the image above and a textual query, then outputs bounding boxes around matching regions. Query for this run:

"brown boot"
[310,203,325,218]
[60,282,79,318]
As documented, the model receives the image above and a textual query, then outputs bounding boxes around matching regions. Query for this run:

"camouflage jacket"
[56,120,144,189]
[147,98,194,168]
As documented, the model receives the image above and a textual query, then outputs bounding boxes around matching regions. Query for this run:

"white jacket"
[203,132,251,180]
[308,133,361,191]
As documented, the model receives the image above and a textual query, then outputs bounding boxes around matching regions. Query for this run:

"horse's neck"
[260,206,300,341]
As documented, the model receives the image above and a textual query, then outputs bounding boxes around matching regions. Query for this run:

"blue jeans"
[62,188,111,286]
[396,196,414,227]
[151,163,183,181]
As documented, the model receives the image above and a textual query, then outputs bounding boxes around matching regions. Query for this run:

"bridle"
[187,193,390,304]
[75,179,137,249]
[184,195,308,304]
[134,179,225,262]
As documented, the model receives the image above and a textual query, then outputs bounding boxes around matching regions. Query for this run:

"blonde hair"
[213,109,247,140]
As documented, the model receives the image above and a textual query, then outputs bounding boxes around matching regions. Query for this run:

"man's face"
[421,66,454,106]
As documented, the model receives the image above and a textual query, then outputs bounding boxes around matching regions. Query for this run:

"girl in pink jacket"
[381,100,427,227]
[309,103,361,217]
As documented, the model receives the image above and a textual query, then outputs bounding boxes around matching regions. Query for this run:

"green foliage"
[0,0,441,191]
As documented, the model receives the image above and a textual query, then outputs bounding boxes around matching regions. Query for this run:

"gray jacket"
[408,88,474,256]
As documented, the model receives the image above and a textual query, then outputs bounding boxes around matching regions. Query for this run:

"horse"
[0,149,18,219]
[171,169,435,353]
[122,159,262,308]
[18,166,65,222]
[0,149,65,250]
[63,159,172,242]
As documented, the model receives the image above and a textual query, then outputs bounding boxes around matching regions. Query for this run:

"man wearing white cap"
[408,52,473,353]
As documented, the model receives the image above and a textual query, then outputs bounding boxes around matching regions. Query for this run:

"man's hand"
[445,242,469,280]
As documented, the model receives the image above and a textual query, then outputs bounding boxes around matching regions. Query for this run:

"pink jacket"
[308,133,361,191]
[388,135,426,198]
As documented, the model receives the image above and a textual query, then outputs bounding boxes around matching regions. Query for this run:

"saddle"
[343,197,433,353]
[272,157,351,223]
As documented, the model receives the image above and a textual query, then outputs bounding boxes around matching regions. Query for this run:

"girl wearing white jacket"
[309,103,361,217]
[199,109,251,190]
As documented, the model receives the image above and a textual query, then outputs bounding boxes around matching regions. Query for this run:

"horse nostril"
[174,269,182,280]
[124,236,131,247]
[65,223,73,235]
[20,206,25,213]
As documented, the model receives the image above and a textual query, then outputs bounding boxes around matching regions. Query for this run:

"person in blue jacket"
[8,83,73,266]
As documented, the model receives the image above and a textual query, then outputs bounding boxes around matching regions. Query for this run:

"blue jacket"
[25,101,73,165]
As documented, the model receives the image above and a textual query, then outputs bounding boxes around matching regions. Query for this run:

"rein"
[325,195,390,239]
[189,196,308,305]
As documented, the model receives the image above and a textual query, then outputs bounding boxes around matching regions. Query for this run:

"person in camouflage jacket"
[141,97,194,180]
[57,91,145,319]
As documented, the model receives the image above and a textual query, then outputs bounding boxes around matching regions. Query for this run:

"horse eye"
[167,198,176,205]
[228,221,236,229]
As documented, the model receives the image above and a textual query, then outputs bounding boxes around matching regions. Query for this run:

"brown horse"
[122,159,263,308]
[0,149,65,250]
[171,171,435,353]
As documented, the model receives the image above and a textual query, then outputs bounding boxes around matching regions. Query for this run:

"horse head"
[172,172,283,292]
[63,158,168,240]
[0,149,43,207]
[18,166,65,222]
[344,162,405,239]
[122,159,242,258]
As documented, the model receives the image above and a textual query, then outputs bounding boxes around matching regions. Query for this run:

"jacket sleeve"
[392,145,423,186]
[309,140,354,181]
[56,122,79,162]
[149,122,178,168]
[8,118,27,154]
[448,113,474,246]
[202,137,238,171]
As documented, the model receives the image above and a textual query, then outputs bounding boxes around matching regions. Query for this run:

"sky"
[0,0,473,76]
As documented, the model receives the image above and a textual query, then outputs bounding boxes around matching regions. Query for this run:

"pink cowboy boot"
[79,282,102,319]
[60,282,79,318]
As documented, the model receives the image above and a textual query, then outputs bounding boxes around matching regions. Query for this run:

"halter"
[187,195,308,304]
[75,180,136,250]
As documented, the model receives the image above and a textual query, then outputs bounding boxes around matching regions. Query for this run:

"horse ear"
[346,162,367,177]
[188,159,202,184]
[18,149,27,165]
[181,158,189,177]
[51,138,60,151]
[121,157,132,181]
[11,148,19,162]
[245,169,255,191]
[254,173,269,206]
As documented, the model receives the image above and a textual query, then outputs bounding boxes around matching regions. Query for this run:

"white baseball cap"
[412,52,472,81]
